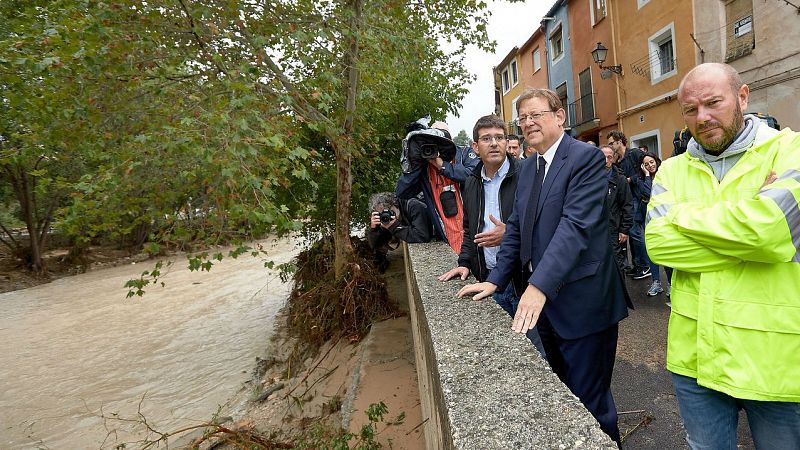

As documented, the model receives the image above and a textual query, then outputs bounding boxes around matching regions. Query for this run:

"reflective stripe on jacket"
[645,126,800,402]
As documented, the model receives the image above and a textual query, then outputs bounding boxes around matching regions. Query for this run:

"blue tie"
[528,156,547,222]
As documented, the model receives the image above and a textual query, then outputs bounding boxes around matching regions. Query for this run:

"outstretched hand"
[473,214,505,247]
[457,281,497,301]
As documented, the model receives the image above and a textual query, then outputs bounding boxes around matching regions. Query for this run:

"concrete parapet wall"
[404,242,616,449]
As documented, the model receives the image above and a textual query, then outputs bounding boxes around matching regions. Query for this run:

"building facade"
[495,27,549,135]
[544,1,577,132]
[491,0,795,157]
[567,0,618,144]
[610,0,697,159]
[494,46,524,133]
[693,0,800,131]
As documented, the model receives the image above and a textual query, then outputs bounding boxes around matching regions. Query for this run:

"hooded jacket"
[646,122,800,402]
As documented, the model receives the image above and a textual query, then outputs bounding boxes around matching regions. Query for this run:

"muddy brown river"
[0,239,298,449]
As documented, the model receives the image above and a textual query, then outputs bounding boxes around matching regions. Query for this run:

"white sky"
[444,1,551,138]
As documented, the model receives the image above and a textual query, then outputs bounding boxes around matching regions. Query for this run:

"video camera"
[401,118,457,173]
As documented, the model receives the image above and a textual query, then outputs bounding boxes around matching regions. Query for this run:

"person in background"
[506,134,522,159]
[631,153,672,297]
[368,192,432,271]
[601,145,633,273]
[607,130,650,279]
[395,121,479,253]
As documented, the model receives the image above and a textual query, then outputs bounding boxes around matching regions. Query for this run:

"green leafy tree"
[2,0,497,284]
[454,129,472,146]
[0,0,109,272]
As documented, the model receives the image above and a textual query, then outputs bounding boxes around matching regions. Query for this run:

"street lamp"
[591,42,623,76]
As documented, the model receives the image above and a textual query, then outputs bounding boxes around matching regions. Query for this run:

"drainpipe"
[608,0,624,134]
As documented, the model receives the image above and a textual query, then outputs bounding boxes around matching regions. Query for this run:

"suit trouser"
[537,313,621,444]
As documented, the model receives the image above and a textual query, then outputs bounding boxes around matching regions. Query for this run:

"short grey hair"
[369,192,399,212]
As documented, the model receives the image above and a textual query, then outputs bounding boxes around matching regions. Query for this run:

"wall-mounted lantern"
[591,42,623,76]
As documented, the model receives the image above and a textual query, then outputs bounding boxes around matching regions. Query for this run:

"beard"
[695,102,744,155]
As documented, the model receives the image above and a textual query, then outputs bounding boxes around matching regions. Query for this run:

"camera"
[420,143,439,160]
[379,209,396,224]
[401,128,457,173]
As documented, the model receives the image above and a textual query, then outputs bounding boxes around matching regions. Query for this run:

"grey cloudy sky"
[444,1,550,138]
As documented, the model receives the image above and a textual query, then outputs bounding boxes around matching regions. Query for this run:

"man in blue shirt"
[438,115,544,355]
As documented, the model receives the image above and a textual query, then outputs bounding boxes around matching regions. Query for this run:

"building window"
[556,82,571,127]
[511,60,519,86]
[533,47,541,72]
[550,25,564,63]
[648,23,677,84]
[591,0,606,25]
[658,39,674,74]
[578,68,595,123]
[725,0,755,62]
[502,69,510,93]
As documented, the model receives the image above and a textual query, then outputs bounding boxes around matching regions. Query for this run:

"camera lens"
[379,209,395,224]
[420,143,439,160]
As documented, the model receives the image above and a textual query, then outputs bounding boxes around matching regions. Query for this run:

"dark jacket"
[619,147,643,181]
[630,174,652,224]
[367,198,432,250]
[606,166,633,235]
[395,145,479,242]
[458,157,522,284]
[487,135,631,340]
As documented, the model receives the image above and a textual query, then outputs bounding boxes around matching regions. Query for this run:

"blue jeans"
[493,283,546,358]
[672,373,800,450]
[649,263,674,284]
[492,282,519,317]
[630,220,649,269]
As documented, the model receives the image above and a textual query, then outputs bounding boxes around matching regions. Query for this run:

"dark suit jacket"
[487,134,631,340]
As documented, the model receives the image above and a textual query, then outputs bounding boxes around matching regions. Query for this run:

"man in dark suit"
[458,88,631,445]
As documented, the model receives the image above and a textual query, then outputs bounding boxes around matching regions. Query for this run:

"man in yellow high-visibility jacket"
[646,63,800,449]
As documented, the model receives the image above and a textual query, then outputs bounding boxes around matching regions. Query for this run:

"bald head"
[678,63,743,99]
[677,63,749,154]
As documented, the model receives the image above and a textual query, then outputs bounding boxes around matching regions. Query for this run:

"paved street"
[614,269,756,450]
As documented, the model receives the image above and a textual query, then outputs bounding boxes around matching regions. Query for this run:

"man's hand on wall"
[438,266,470,282]
[457,282,497,301]
[513,284,546,333]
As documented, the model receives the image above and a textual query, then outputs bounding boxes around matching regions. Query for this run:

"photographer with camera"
[367,192,432,272]
[396,120,479,253]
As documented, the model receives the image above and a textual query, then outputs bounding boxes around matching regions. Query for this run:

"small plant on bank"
[295,401,402,450]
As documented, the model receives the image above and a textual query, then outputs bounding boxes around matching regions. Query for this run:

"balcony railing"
[567,92,597,128]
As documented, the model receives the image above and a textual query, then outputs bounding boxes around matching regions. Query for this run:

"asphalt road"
[614,268,756,450]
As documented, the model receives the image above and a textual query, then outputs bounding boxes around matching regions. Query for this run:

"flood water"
[0,239,298,449]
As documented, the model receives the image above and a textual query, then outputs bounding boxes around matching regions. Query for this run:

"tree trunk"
[333,0,364,279]
[11,165,46,273]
